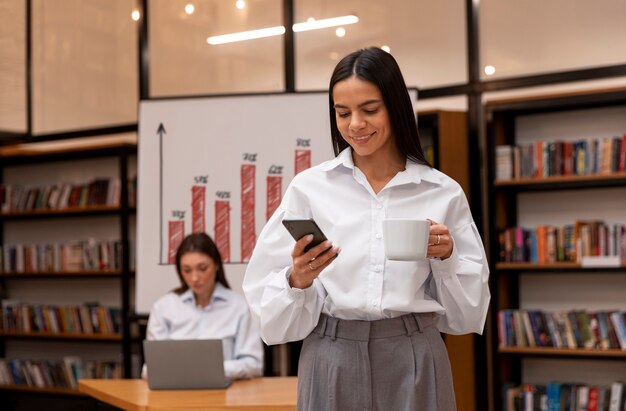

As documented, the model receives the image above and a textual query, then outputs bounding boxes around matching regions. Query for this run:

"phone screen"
[282,219,328,252]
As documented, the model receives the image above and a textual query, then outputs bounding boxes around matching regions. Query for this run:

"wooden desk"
[78,377,297,411]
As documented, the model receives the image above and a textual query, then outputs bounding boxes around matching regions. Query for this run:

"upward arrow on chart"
[157,123,166,265]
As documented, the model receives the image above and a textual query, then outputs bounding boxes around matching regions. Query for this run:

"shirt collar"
[320,147,354,171]
[180,283,229,306]
[321,147,442,186]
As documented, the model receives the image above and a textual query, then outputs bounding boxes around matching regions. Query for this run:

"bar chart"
[137,93,333,313]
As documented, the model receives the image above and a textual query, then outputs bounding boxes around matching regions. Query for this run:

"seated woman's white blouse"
[243,147,491,345]
[145,283,263,379]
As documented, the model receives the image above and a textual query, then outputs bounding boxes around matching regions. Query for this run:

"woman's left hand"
[427,219,453,260]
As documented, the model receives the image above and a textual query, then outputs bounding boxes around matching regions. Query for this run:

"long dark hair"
[328,47,429,166]
[174,232,230,294]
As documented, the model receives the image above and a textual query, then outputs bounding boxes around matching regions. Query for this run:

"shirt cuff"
[284,266,307,297]
[430,243,459,280]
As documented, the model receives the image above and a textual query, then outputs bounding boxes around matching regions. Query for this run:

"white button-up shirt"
[145,283,264,379]
[243,148,490,345]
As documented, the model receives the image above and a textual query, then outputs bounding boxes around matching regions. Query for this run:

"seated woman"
[144,232,263,380]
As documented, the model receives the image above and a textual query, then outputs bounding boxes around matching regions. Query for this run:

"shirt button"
[375,233,382,239]
[372,300,378,306]
[377,203,383,209]
[375,266,381,272]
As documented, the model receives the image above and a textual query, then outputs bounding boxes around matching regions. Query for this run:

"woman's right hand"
[289,235,340,289]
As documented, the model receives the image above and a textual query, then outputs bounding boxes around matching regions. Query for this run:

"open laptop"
[143,339,232,390]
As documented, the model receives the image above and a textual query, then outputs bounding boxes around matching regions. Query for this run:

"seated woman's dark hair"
[174,232,230,293]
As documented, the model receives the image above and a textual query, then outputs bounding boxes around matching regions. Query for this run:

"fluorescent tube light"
[207,15,359,45]
[292,15,358,32]
[207,25,286,45]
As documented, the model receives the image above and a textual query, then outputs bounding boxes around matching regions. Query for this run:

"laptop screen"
[143,339,232,390]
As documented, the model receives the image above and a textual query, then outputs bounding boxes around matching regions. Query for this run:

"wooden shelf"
[499,346,626,358]
[486,88,626,409]
[484,86,626,114]
[495,262,626,271]
[0,134,137,159]
[0,137,137,382]
[0,205,135,219]
[0,331,122,341]
[495,172,626,186]
[0,270,125,278]
[0,384,86,396]
[494,172,626,191]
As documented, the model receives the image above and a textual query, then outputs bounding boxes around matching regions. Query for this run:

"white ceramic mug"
[382,218,430,261]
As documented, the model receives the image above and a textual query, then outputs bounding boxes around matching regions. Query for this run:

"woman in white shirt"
[145,233,263,380]
[243,47,490,411]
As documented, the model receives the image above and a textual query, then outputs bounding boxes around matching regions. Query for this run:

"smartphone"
[282,219,329,253]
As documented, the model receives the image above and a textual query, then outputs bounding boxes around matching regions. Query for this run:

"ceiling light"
[131,9,140,21]
[207,26,286,45]
[185,3,195,14]
[335,27,346,37]
[236,0,246,9]
[207,15,359,45]
[381,45,391,53]
[293,15,358,32]
[484,65,496,75]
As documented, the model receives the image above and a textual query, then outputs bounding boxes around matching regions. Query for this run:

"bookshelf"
[0,135,138,397]
[485,88,626,409]
[419,110,484,411]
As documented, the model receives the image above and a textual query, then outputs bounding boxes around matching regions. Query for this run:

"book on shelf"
[529,310,552,347]
[496,145,514,180]
[0,177,125,213]
[1,300,121,336]
[498,309,626,351]
[588,385,599,411]
[0,357,123,390]
[498,221,626,265]
[1,239,123,274]
[608,382,624,411]
[581,255,621,268]
[610,312,626,350]
[495,134,626,181]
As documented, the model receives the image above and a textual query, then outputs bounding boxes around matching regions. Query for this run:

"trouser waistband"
[312,312,438,342]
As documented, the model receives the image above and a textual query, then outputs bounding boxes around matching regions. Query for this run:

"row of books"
[0,176,137,213]
[497,309,626,350]
[0,240,125,273]
[503,381,625,411]
[495,134,626,181]
[1,300,121,335]
[498,221,626,264]
[0,357,122,390]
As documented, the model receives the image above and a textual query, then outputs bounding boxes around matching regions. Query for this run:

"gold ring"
[308,262,315,271]
[436,234,441,245]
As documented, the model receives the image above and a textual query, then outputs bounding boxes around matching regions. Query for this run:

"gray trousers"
[296,313,456,411]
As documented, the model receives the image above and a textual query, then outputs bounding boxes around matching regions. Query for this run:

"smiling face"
[179,251,217,305]
[332,76,398,164]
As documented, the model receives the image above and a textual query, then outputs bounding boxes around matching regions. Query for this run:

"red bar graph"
[191,185,206,233]
[266,175,282,221]
[295,149,311,175]
[241,164,256,262]
[214,200,231,263]
[168,220,185,264]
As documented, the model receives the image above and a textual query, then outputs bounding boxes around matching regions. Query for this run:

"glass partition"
[480,0,626,80]
[31,0,138,134]
[0,0,26,132]
[295,0,468,90]
[150,0,284,96]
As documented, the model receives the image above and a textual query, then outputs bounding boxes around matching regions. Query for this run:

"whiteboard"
[136,90,417,314]
[136,93,333,313]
